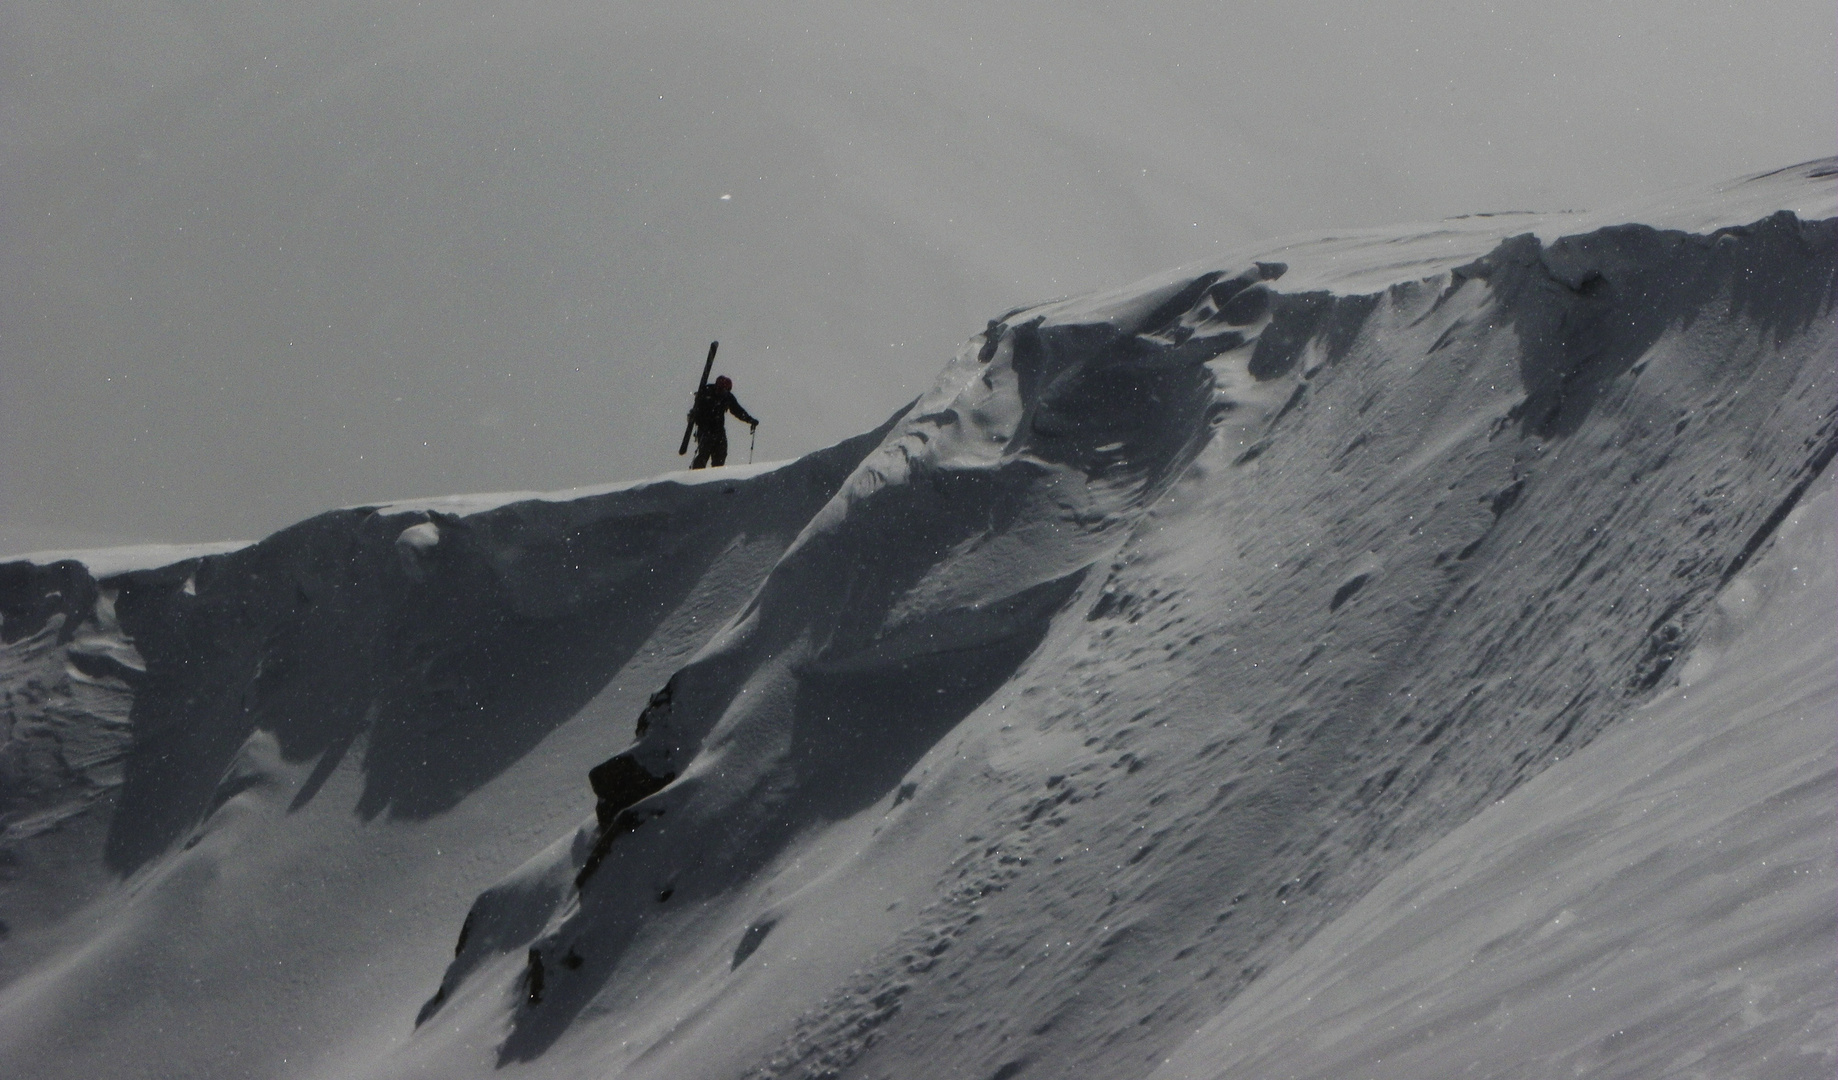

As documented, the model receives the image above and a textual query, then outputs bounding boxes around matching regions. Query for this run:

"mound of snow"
[0,160,1832,1080]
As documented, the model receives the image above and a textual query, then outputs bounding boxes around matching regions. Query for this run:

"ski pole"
[749,424,756,464]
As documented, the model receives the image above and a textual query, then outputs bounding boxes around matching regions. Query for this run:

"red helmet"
[714,375,733,391]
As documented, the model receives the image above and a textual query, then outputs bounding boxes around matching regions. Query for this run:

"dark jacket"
[690,386,757,435]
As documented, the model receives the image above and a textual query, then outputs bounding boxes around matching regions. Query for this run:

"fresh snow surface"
[0,160,1832,1080]
[1148,465,1838,1080]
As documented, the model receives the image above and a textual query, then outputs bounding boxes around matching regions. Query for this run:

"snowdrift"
[1,160,1833,1080]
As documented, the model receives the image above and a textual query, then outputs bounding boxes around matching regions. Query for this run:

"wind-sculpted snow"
[399,164,1836,1080]
[0,161,1833,1080]
[105,430,890,876]
[1147,462,1838,1080]
[415,256,1267,1057]
[0,428,891,1077]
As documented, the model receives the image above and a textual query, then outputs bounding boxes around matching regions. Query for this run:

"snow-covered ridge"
[0,160,1832,1080]
[410,162,1834,1079]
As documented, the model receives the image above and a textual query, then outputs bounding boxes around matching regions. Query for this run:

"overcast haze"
[3,0,1833,553]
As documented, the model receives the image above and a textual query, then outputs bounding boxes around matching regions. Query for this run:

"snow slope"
[0,426,895,1075]
[0,160,1832,1080]
[1148,462,1837,1080]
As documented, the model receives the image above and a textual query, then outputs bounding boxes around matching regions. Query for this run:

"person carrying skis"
[688,375,758,469]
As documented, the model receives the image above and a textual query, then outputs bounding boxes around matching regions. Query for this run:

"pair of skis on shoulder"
[676,340,719,456]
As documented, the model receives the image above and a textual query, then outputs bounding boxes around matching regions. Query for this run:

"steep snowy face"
[410,258,1279,1055]
[0,561,141,981]
[0,162,1832,1080]
[606,264,1271,799]
[1146,460,1838,1080]
[401,167,1835,1080]
[0,431,893,1079]
[94,433,884,878]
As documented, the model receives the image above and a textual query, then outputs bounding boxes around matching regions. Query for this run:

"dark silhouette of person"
[689,375,758,468]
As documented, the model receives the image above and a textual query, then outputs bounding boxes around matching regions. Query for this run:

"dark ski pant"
[691,427,728,469]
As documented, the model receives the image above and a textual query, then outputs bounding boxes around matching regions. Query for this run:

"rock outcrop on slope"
[0,160,1833,1080]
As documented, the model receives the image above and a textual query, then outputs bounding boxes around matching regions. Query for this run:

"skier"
[688,375,758,469]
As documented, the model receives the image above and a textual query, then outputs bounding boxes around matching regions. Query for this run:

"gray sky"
[3,0,1832,553]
